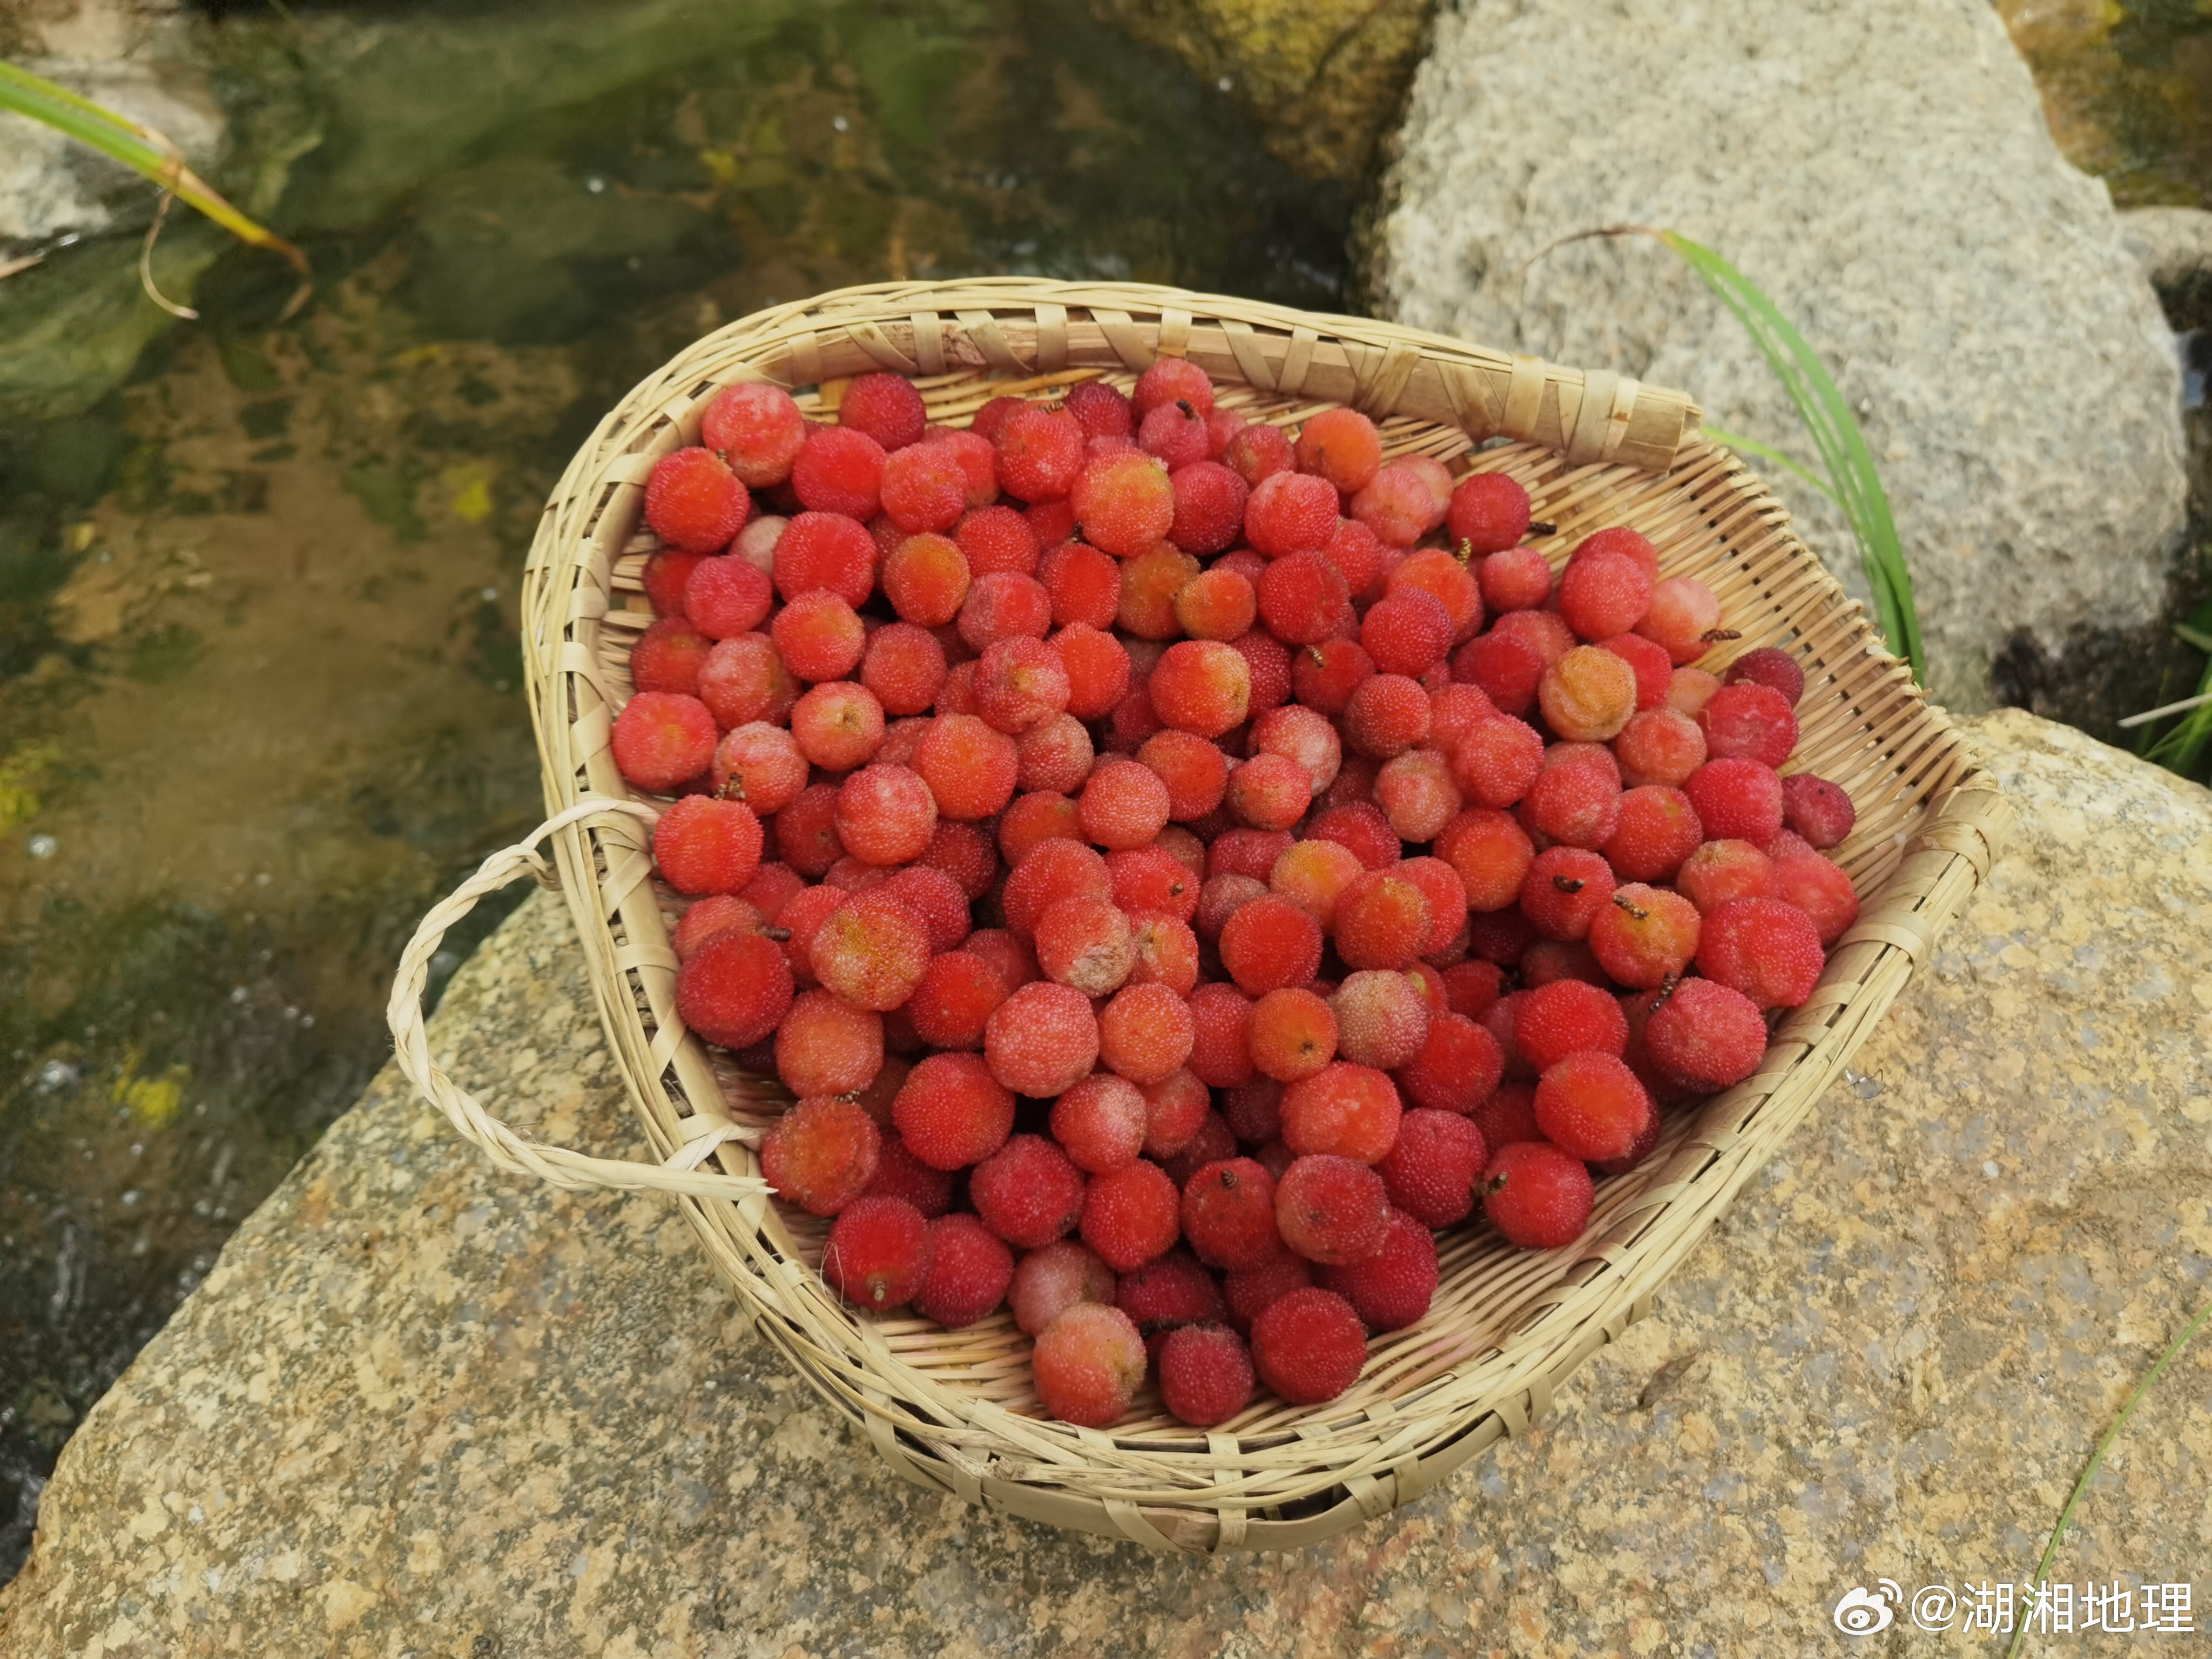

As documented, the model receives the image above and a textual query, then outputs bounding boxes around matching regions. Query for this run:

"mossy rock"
[1088,0,1433,181]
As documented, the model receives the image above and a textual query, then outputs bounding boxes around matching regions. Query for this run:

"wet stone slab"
[2,709,2208,1657]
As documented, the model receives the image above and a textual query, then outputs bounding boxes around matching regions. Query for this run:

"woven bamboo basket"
[388,278,2012,1554]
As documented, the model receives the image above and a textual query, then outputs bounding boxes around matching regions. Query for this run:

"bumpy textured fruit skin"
[1317,1208,1438,1332]
[1646,976,1769,1088]
[1158,1323,1256,1426]
[824,1196,932,1310]
[914,1213,1016,1327]
[1533,1052,1653,1161]
[1033,1303,1148,1427]
[1181,1157,1283,1271]
[1250,1287,1367,1404]
[1378,1110,1486,1227]
[761,1097,881,1216]
[1080,1158,1182,1272]
[970,1134,1087,1249]
[1009,1239,1116,1336]
[1697,896,1826,1009]
[676,928,793,1049]
[1275,1154,1391,1264]
[1482,1142,1594,1249]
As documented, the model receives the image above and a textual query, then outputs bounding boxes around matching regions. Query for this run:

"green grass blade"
[1658,231,1925,682]
[2004,1296,2212,1659]
[1698,424,1838,503]
[0,61,307,273]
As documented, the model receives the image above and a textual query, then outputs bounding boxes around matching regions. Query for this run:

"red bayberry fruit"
[1330,969,1431,1071]
[1724,645,1806,706]
[912,1213,1015,1328]
[612,692,718,793]
[1274,1154,1390,1264]
[1377,1109,1486,1227]
[1677,838,1777,914]
[1394,1010,1503,1115]
[1512,977,1626,1073]
[1589,883,1702,988]
[1169,460,1249,555]
[984,980,1101,1096]
[1534,1053,1653,1161]
[1636,576,1724,665]
[1773,850,1859,945]
[1097,981,1195,1086]
[810,889,931,1011]
[646,447,751,553]
[1009,1238,1115,1334]
[1318,1208,1437,1332]
[824,1195,932,1310]
[1280,1062,1403,1164]
[1250,1286,1366,1403]
[1557,551,1652,642]
[1181,1157,1283,1271]
[1219,894,1325,995]
[885,1057,1013,1177]
[630,615,712,697]
[702,382,806,487]
[653,794,765,896]
[791,426,886,520]
[1697,896,1826,1009]
[1157,1323,1256,1427]
[675,927,793,1050]
[1646,976,1769,1089]
[838,372,927,450]
[1033,1303,1147,1426]
[1482,1141,1593,1249]
[1684,758,1786,847]
[1698,682,1798,770]
[1781,773,1856,849]
[1079,1158,1181,1271]
[1049,1071,1149,1175]
[972,1134,1086,1249]
[1063,379,1134,441]
[761,1097,882,1216]
[1071,450,1175,555]
[1448,471,1532,554]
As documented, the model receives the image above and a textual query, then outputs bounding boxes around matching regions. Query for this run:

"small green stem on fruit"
[1651,972,1681,1010]
[1306,645,1327,666]
[1552,875,1585,894]
[1611,893,1649,921]
[1455,537,1475,566]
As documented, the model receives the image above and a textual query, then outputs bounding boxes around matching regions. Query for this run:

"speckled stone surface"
[4,709,2208,1658]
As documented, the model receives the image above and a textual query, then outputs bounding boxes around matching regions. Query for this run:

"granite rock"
[1363,0,2189,720]
[3,710,2209,1656]
[0,1,227,251]
[2118,206,2212,322]
[1088,0,1432,183]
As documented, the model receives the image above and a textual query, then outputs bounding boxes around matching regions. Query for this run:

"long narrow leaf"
[0,62,307,275]
[1698,424,1838,503]
[1658,231,1925,682]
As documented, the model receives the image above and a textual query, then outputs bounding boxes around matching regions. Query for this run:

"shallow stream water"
[0,0,1347,1577]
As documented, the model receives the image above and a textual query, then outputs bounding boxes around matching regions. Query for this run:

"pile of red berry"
[612,359,1860,1431]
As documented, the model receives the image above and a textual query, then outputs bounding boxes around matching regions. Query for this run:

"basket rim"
[505,276,2009,1555]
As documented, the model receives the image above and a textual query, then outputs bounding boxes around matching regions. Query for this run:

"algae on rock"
[1088,0,1431,182]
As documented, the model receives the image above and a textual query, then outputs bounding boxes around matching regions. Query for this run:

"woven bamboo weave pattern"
[388,279,2009,1554]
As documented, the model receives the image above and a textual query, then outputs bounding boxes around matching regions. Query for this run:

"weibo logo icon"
[1833,1581,1903,1635]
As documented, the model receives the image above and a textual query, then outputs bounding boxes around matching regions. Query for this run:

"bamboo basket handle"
[386,797,772,1203]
